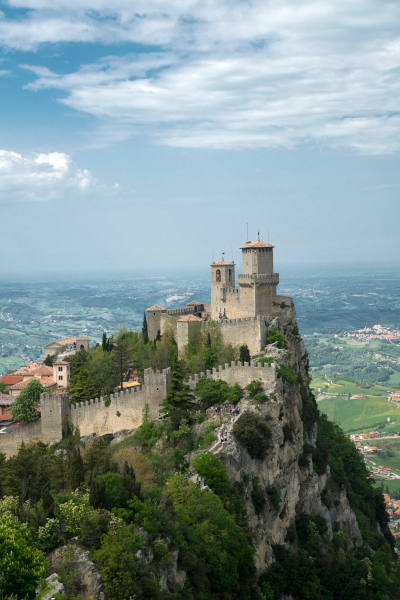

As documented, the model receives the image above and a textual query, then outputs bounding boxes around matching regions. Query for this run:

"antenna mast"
[246,222,248,240]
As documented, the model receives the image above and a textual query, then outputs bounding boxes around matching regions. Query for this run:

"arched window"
[216,269,221,281]
[228,269,231,282]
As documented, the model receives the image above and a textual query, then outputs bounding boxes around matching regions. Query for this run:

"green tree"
[266,327,285,349]
[43,354,54,366]
[239,344,251,364]
[89,478,107,510]
[69,448,85,490]
[206,333,212,348]
[159,356,195,413]
[10,379,45,423]
[120,462,141,508]
[195,377,230,409]
[0,511,46,599]
[142,312,149,344]
[0,382,9,394]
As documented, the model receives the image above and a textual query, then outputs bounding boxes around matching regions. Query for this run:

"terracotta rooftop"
[29,366,53,376]
[1,375,23,385]
[239,239,275,249]
[177,315,204,322]
[8,377,56,390]
[54,361,70,365]
[186,300,204,306]
[8,378,34,390]
[76,336,89,341]
[211,260,235,266]
[146,305,167,312]
[0,393,13,406]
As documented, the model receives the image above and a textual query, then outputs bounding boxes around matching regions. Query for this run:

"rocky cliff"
[210,303,363,573]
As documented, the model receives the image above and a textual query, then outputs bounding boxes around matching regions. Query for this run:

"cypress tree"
[239,344,251,364]
[120,462,141,507]
[160,356,195,413]
[89,478,107,509]
[69,448,85,490]
[156,329,162,342]
[44,354,54,366]
[142,312,149,344]
[206,333,212,348]
[102,332,108,352]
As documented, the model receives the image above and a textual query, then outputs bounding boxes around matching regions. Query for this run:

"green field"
[317,395,400,433]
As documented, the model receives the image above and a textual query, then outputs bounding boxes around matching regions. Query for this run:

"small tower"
[210,257,236,319]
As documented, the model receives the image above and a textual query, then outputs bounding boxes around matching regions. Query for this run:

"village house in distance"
[147,235,290,356]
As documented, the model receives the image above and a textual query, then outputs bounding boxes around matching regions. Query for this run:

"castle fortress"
[0,237,294,457]
[147,236,291,356]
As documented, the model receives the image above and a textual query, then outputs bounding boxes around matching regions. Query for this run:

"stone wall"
[0,368,171,458]
[206,315,269,356]
[186,360,276,389]
[0,419,42,458]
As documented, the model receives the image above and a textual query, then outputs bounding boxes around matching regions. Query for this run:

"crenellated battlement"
[186,359,276,388]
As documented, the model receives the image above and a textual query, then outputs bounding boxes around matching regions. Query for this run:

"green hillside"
[317,394,400,433]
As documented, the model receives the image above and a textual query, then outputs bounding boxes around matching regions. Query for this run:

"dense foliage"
[232,412,272,459]
[10,379,45,423]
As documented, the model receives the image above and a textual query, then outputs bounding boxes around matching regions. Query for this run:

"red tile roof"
[186,300,204,306]
[54,361,69,365]
[1,375,23,385]
[211,260,235,266]
[8,377,56,391]
[239,240,275,249]
[146,305,167,311]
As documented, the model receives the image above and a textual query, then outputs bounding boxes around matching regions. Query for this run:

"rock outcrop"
[212,304,362,571]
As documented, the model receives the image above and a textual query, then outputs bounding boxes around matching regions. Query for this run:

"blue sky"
[1,0,400,275]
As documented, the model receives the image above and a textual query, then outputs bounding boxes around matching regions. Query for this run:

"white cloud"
[4,0,400,152]
[0,150,95,202]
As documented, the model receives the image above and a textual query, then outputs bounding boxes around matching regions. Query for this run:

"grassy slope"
[317,394,400,433]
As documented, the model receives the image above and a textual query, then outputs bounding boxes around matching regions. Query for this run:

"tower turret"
[210,258,236,319]
[238,236,279,316]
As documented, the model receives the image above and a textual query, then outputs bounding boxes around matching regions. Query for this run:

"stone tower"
[210,258,236,319]
[238,235,279,316]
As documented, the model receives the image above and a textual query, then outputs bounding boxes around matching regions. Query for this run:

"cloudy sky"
[1,0,400,275]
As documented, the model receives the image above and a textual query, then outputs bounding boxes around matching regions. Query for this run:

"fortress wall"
[69,387,147,437]
[0,368,171,458]
[204,315,269,355]
[186,360,276,390]
[69,367,170,437]
[0,419,42,458]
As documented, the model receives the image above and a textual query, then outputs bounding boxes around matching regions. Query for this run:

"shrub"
[266,327,285,349]
[232,413,271,459]
[266,486,280,511]
[251,477,266,514]
[192,451,231,495]
[246,380,263,398]
[254,392,268,403]
[226,382,243,405]
[280,302,286,309]
[293,322,299,335]
[277,365,300,384]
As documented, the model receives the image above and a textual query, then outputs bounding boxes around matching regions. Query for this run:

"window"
[216,269,221,281]
[228,269,231,281]
[58,375,63,381]
[58,366,62,372]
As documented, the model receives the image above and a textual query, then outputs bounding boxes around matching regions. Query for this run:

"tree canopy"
[10,379,45,423]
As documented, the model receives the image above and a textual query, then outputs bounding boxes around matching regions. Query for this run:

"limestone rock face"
[216,305,362,572]
[47,543,106,600]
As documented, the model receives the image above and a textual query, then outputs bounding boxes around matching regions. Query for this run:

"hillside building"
[147,236,291,356]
